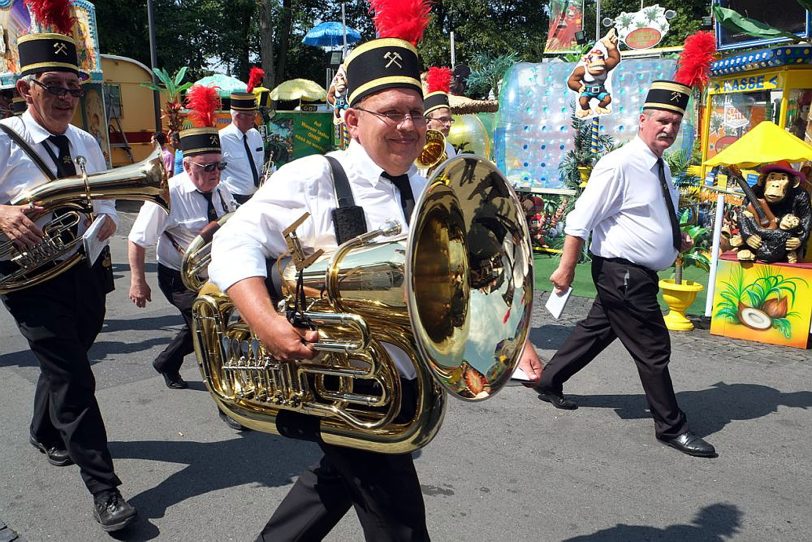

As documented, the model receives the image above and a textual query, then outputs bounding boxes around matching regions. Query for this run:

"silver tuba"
[0,145,170,294]
[190,155,534,453]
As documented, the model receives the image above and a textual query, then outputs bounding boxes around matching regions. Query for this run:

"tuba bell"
[190,155,534,453]
[415,129,447,172]
[0,145,170,294]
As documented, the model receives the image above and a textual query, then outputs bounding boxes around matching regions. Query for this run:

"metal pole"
[146,0,162,133]
[705,192,725,317]
[596,0,601,42]
[450,32,456,68]
[342,1,348,59]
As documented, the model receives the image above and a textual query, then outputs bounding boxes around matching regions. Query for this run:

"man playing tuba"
[0,19,136,533]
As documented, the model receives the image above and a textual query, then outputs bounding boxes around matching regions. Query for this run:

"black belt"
[591,254,657,276]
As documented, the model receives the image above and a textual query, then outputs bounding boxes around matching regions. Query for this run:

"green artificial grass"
[533,253,710,316]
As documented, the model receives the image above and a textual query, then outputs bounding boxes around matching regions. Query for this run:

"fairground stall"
[701,0,812,348]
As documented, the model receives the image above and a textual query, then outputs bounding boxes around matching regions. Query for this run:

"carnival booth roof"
[449,94,498,114]
[192,74,247,97]
[270,79,327,101]
[704,121,812,168]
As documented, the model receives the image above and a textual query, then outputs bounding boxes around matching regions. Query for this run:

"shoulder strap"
[0,123,56,181]
[325,155,354,208]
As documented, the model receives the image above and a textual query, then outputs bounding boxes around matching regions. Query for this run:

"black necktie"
[243,134,259,187]
[382,172,415,225]
[657,158,681,251]
[199,191,218,222]
[47,135,76,177]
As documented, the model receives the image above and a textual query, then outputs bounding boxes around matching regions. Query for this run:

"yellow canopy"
[704,121,812,168]
[270,79,327,102]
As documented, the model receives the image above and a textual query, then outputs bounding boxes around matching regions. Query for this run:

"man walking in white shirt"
[219,92,264,204]
[535,79,717,459]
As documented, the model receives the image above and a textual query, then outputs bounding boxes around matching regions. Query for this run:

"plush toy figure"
[730,161,812,263]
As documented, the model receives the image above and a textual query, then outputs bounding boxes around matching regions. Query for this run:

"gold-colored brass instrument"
[181,212,233,291]
[190,155,534,453]
[415,129,447,171]
[0,145,170,294]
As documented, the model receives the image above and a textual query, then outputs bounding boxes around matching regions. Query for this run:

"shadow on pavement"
[563,503,742,541]
[552,382,812,438]
[108,433,320,540]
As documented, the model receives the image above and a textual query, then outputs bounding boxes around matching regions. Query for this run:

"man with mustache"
[534,80,717,459]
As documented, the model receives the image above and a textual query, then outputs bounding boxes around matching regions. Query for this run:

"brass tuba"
[415,129,447,172]
[0,145,170,294]
[190,155,534,453]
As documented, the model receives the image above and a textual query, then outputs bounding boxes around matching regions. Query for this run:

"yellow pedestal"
[659,279,703,331]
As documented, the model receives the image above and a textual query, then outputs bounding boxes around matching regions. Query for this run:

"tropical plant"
[673,208,711,285]
[465,52,518,100]
[141,67,194,140]
[558,110,617,191]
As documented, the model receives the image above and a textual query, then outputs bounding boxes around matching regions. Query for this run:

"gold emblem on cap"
[670,91,682,102]
[53,42,68,56]
[210,135,219,145]
[384,51,403,69]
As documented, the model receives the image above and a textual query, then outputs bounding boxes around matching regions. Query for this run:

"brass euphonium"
[189,155,534,453]
[415,129,447,171]
[0,145,170,294]
[181,212,233,291]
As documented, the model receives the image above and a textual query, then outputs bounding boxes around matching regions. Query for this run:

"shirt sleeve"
[564,154,625,240]
[209,156,327,292]
[128,201,168,249]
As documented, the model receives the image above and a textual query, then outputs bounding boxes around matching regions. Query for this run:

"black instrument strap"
[0,123,57,181]
[325,155,354,207]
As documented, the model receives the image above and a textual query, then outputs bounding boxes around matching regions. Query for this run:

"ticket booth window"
[707,89,784,160]
[785,88,812,142]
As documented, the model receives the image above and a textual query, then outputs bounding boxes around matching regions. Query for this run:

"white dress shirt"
[210,139,427,379]
[129,171,236,272]
[0,111,117,259]
[219,123,264,197]
[564,135,679,271]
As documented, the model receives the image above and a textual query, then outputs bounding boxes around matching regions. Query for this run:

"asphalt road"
[0,211,810,541]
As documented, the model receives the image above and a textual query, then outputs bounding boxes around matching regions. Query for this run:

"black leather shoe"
[29,436,73,467]
[658,431,717,458]
[93,491,137,532]
[162,372,188,389]
[218,409,250,432]
[537,389,578,410]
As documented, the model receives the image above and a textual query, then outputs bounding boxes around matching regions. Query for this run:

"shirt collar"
[22,110,69,144]
[632,135,661,171]
[346,139,418,187]
[176,171,199,194]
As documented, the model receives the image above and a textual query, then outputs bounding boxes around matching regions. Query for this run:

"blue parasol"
[302,21,362,48]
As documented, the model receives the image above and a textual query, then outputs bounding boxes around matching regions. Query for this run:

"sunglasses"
[191,160,228,172]
[31,79,84,98]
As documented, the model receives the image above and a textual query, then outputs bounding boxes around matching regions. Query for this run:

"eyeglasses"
[191,161,228,172]
[353,106,427,126]
[31,79,84,98]
[428,116,455,125]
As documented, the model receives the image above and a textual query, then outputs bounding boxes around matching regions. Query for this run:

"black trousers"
[539,256,687,439]
[256,380,430,542]
[1,259,121,496]
[153,264,196,375]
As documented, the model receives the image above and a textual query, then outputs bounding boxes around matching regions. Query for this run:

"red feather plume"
[674,31,716,90]
[185,85,221,128]
[25,0,74,35]
[426,66,452,94]
[369,0,431,46]
[247,67,265,93]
